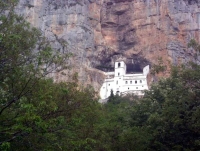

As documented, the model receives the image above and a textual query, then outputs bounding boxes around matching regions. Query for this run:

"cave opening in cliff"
[126,63,143,73]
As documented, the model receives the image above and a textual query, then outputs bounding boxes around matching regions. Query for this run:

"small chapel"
[100,59,149,99]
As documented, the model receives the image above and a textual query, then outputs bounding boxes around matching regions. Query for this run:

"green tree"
[99,63,200,151]
[0,1,106,151]
[97,95,139,151]
[150,57,167,75]
[0,1,69,116]
[131,63,200,150]
[188,39,200,62]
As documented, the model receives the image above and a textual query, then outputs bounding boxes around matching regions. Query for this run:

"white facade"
[100,60,149,99]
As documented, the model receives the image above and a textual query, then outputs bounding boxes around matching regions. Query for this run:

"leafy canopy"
[0,1,103,151]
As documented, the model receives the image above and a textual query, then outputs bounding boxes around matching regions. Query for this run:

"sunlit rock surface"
[15,0,200,91]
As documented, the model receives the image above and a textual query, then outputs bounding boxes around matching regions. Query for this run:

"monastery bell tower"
[115,60,126,77]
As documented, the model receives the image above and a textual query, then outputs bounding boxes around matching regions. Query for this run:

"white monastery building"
[100,60,150,99]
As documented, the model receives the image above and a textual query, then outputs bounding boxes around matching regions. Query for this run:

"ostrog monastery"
[100,59,149,99]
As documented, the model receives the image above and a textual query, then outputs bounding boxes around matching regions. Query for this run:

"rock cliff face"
[15,0,200,91]
[16,0,105,90]
[99,0,200,69]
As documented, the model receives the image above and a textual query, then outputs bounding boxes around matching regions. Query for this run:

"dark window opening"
[128,87,129,90]
[130,81,132,84]
[118,72,120,76]
[136,87,138,89]
[135,81,137,84]
[118,62,121,67]
[126,63,142,73]
[125,81,128,84]
[140,80,142,83]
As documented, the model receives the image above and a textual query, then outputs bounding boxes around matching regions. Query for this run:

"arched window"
[125,81,128,84]
[130,81,132,84]
[135,80,137,84]
[118,62,121,67]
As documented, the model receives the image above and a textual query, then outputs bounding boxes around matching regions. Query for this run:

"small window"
[125,81,128,84]
[128,87,129,90]
[130,81,132,84]
[103,87,105,89]
[136,87,138,89]
[142,85,144,87]
[140,80,142,83]
[135,80,137,84]
[118,72,120,76]
[108,84,110,86]
[118,62,121,67]
[116,81,118,84]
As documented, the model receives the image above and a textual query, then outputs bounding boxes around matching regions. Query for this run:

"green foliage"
[151,57,167,75]
[0,2,100,150]
[0,0,18,12]
[188,39,200,52]
[188,39,200,61]
[0,0,69,116]
[0,142,10,151]
[99,96,139,150]
[97,63,200,151]
[1,1,199,150]
[0,76,101,150]
[137,63,200,150]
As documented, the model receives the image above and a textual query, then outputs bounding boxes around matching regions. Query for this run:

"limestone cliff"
[98,0,200,69]
[15,0,105,90]
[15,0,200,91]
